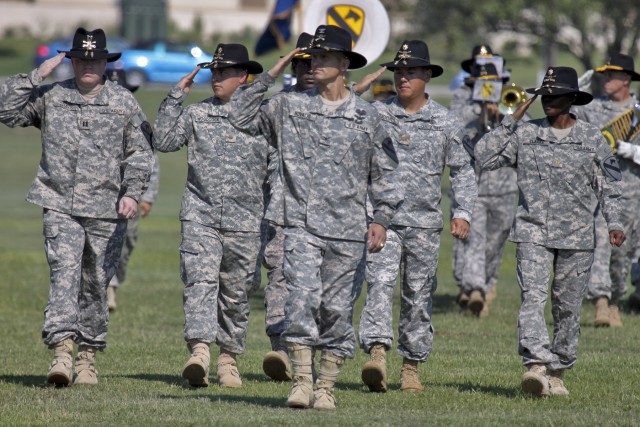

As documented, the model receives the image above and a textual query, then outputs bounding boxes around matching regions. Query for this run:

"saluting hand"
[177,66,200,94]
[512,94,537,121]
[352,66,387,96]
[267,48,301,79]
[37,52,66,80]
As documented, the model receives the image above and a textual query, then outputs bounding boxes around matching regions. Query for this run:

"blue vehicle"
[112,40,213,86]
[34,35,130,81]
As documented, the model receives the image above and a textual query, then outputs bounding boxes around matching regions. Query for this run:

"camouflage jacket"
[0,69,153,218]
[475,114,623,250]
[573,95,640,199]
[449,85,480,125]
[141,153,161,204]
[153,87,272,233]
[371,96,477,228]
[228,73,402,242]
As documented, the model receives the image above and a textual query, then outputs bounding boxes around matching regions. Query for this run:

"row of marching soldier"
[0,24,638,406]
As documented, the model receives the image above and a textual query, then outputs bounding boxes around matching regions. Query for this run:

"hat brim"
[198,60,263,74]
[595,64,640,81]
[305,47,368,69]
[380,60,444,78]
[59,50,121,62]
[525,86,593,105]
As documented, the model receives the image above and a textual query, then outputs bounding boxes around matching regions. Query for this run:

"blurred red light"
[37,46,50,57]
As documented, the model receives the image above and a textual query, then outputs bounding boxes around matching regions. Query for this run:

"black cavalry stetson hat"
[526,66,593,105]
[292,32,313,60]
[595,52,640,81]
[381,40,444,77]
[58,27,121,62]
[461,44,496,72]
[199,43,263,74]
[306,25,368,69]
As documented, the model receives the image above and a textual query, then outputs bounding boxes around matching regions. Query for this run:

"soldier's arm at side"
[593,140,625,246]
[446,126,477,227]
[122,106,154,205]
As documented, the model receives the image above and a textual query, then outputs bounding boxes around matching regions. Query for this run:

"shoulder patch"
[140,121,153,148]
[602,155,622,181]
[382,137,398,164]
[462,134,475,159]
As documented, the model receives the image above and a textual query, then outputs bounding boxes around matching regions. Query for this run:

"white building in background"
[0,0,294,38]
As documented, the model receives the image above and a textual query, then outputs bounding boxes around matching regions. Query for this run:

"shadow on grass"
[117,373,183,387]
[159,391,285,407]
[441,381,518,398]
[0,375,49,387]
[432,292,459,314]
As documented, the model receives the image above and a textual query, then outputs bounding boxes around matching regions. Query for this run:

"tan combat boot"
[217,349,242,388]
[314,351,344,410]
[287,344,314,409]
[107,286,117,312]
[548,369,569,396]
[47,338,74,386]
[521,364,549,397]
[609,304,623,327]
[74,345,98,385]
[400,358,424,392]
[594,297,610,327]
[456,291,470,309]
[468,290,485,317]
[182,341,210,387]
[263,336,292,381]
[361,344,387,392]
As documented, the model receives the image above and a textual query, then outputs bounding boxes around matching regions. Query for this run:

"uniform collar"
[537,114,580,144]
[387,95,433,121]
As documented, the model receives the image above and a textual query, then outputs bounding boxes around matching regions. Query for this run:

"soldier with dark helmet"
[153,43,270,389]
[0,27,154,386]
[476,66,625,397]
[228,25,402,410]
[357,40,476,393]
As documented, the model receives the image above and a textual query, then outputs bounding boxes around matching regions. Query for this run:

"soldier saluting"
[475,66,625,397]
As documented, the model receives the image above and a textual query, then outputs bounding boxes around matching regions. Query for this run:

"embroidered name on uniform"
[574,145,595,152]
[196,117,221,123]
[102,108,126,114]
[292,111,313,120]
[418,124,444,131]
[380,114,399,125]
[345,122,370,133]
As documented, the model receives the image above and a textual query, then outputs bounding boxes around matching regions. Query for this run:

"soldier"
[104,70,161,312]
[228,25,402,410]
[371,78,396,101]
[455,63,518,317]
[572,53,640,325]
[261,32,315,382]
[153,44,269,388]
[475,66,625,397]
[358,40,477,393]
[0,28,154,386]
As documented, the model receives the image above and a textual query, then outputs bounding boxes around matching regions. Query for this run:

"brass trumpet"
[499,83,528,115]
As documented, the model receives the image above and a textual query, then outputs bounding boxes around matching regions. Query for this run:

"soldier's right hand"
[512,94,537,121]
[267,48,300,79]
[177,66,200,94]
[37,52,65,80]
[610,230,625,247]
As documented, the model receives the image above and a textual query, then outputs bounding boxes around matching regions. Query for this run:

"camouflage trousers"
[588,196,640,302]
[109,214,140,287]
[41,209,126,349]
[359,226,440,362]
[517,242,593,370]
[180,220,260,354]
[263,222,286,338]
[455,193,516,294]
[281,226,365,359]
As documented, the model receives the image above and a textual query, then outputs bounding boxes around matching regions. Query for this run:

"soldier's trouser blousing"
[360,227,440,361]
[42,209,125,349]
[181,220,260,354]
[517,242,593,371]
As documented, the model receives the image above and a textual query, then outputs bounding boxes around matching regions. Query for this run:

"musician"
[572,52,640,323]
[455,63,518,317]
[476,66,625,397]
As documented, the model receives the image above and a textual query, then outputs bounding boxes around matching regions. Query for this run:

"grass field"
[0,72,639,426]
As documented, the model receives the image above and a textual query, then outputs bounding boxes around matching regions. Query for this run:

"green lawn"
[1,69,639,427]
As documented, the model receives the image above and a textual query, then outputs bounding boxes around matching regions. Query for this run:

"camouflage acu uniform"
[476,114,623,369]
[0,69,154,349]
[458,123,517,296]
[359,97,477,361]
[111,154,160,287]
[153,86,271,354]
[228,73,402,359]
[449,85,483,125]
[573,96,640,302]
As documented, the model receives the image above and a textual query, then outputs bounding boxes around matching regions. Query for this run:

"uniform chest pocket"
[289,114,320,159]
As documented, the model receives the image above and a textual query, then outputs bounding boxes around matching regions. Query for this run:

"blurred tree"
[409,0,640,72]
